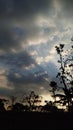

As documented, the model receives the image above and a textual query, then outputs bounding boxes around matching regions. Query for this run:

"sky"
[0,0,73,100]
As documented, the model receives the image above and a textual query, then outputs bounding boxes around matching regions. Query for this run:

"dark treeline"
[0,91,60,113]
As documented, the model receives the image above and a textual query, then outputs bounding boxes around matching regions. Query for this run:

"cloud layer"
[0,0,73,97]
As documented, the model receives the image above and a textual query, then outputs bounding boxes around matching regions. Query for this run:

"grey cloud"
[0,51,36,68]
[6,65,49,94]
[0,22,56,52]
[0,0,52,19]
[58,0,73,19]
[27,39,56,58]
[1,0,72,54]
[7,63,48,84]
[0,88,14,97]
[45,62,58,78]
[0,23,26,52]
[6,61,58,93]
[0,0,54,52]
[61,0,73,8]
[0,49,58,96]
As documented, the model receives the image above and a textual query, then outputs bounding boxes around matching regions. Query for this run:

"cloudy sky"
[0,0,73,100]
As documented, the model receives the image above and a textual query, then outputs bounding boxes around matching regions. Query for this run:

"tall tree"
[54,43,73,112]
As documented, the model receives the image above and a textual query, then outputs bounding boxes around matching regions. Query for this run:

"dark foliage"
[42,101,58,113]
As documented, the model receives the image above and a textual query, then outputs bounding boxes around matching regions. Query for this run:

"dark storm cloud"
[0,51,36,67]
[0,0,53,52]
[7,69,48,85]
[0,49,58,96]
[6,64,49,94]
[0,0,52,19]
[6,60,58,93]
[0,24,23,52]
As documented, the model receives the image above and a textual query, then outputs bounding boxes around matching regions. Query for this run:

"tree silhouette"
[0,98,7,112]
[22,91,42,112]
[54,43,73,112]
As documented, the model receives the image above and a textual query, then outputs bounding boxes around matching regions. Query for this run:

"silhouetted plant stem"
[55,43,73,112]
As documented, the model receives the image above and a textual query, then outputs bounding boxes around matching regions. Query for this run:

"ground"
[0,111,73,130]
